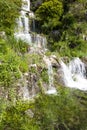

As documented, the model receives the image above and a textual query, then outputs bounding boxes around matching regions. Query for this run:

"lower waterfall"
[61,58,87,90]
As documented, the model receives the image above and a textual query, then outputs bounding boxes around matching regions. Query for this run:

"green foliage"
[0,39,8,54]
[0,100,39,130]
[0,50,19,87]
[30,0,44,11]
[19,55,29,73]
[50,38,87,58]
[6,36,29,54]
[34,0,87,58]
[32,88,87,130]
[0,0,87,129]
[0,88,87,130]
[0,0,22,35]
[35,0,63,32]
[27,53,43,65]
[62,13,76,28]
[0,38,29,87]
[0,49,21,87]
[41,69,49,83]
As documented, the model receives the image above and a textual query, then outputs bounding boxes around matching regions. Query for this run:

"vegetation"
[0,0,22,35]
[35,0,63,33]
[0,38,29,87]
[0,88,87,130]
[0,0,87,130]
[30,0,87,57]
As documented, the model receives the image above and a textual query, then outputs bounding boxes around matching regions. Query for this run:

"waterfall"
[14,0,32,44]
[31,34,47,49]
[22,0,30,12]
[43,56,57,94]
[60,58,87,90]
[14,0,47,49]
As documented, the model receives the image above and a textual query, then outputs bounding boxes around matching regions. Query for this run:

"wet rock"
[50,55,61,68]
[24,72,29,76]
[61,57,70,64]
[54,68,65,87]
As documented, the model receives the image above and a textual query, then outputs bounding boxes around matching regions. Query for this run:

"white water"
[15,0,47,49]
[15,1,32,43]
[14,0,53,100]
[43,56,57,94]
[61,58,87,91]
[22,0,30,12]
[31,34,47,49]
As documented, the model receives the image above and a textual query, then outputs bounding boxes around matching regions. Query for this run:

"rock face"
[49,55,65,86]
[1,51,87,100]
[50,55,60,68]
[15,56,87,99]
[13,53,65,99]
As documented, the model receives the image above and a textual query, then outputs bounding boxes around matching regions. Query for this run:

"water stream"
[61,58,87,90]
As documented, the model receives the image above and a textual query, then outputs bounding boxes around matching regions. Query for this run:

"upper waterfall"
[14,0,31,43]
[15,0,47,49]
[60,58,87,91]
[22,0,30,12]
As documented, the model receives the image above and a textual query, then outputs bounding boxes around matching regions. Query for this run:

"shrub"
[35,0,63,33]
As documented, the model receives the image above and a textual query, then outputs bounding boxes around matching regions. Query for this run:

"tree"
[35,0,63,33]
[0,0,22,35]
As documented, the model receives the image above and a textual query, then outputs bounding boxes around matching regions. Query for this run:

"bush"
[0,87,87,130]
[35,0,63,33]
[33,88,87,130]
[6,36,29,54]
[0,38,29,87]
[0,50,21,87]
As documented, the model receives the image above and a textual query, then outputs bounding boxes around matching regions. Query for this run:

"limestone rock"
[50,55,61,68]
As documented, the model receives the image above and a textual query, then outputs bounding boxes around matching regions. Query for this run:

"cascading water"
[15,0,47,49]
[15,0,32,43]
[31,34,47,49]
[61,58,87,90]
[43,56,57,94]
[14,0,51,100]
[14,0,87,98]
